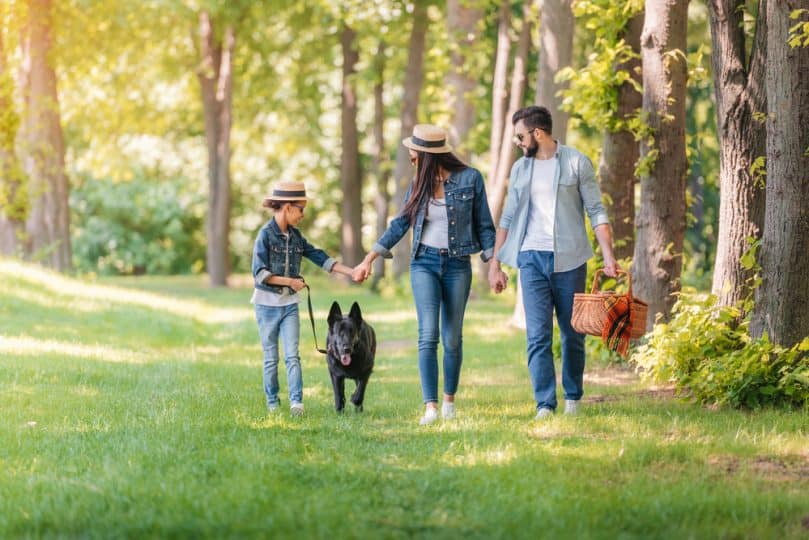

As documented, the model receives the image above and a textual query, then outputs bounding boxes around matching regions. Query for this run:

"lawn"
[1,258,807,539]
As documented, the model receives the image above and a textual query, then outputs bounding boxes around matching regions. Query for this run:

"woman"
[353,124,496,424]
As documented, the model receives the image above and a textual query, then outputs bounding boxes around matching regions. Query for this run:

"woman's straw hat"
[262,180,308,207]
[402,124,453,154]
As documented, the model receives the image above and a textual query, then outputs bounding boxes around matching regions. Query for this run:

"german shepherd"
[326,301,376,412]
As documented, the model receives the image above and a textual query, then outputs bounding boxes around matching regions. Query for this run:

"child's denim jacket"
[252,218,336,295]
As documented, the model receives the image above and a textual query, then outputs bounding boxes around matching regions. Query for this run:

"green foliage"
[632,287,808,409]
[70,176,206,275]
[788,8,809,47]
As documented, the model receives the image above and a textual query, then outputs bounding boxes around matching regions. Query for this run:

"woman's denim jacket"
[252,218,336,294]
[373,167,496,261]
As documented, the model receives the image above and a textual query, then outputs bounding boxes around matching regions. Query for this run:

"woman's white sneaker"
[419,407,440,425]
[441,401,455,420]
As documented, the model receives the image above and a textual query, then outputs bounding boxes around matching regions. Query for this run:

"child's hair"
[265,200,284,210]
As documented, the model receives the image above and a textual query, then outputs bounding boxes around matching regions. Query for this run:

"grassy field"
[1,258,807,539]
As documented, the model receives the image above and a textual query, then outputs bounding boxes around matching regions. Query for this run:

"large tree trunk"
[0,27,25,255]
[20,0,71,271]
[391,2,429,279]
[371,42,389,289]
[751,1,809,347]
[197,13,233,287]
[340,24,363,266]
[536,0,574,141]
[632,0,689,329]
[488,0,512,190]
[707,0,767,309]
[598,12,643,261]
[446,0,482,160]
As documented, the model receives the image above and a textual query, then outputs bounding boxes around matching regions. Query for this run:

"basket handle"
[590,269,633,300]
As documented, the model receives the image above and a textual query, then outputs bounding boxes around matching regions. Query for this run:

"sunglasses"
[290,203,305,214]
[513,128,540,144]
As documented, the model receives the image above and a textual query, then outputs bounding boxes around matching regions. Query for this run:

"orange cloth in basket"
[602,294,632,356]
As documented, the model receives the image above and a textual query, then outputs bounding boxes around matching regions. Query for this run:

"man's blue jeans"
[410,246,472,403]
[517,251,587,410]
[255,303,302,406]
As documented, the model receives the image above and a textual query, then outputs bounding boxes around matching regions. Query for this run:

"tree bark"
[20,0,71,271]
[340,24,363,266]
[598,12,643,261]
[0,27,25,256]
[707,0,767,309]
[632,0,689,329]
[536,0,574,141]
[751,0,809,347]
[488,0,512,191]
[371,42,389,289]
[197,12,233,287]
[446,0,482,161]
[391,2,429,279]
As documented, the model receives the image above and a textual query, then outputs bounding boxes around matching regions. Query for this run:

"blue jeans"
[517,251,587,410]
[410,245,472,403]
[255,303,302,406]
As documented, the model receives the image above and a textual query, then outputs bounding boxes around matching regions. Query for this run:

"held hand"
[352,262,371,283]
[288,277,306,292]
[602,256,620,278]
[488,266,508,294]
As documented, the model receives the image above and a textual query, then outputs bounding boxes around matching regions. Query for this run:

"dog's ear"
[327,301,342,327]
[348,301,363,324]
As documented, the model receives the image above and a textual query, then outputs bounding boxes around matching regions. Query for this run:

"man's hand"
[602,255,620,278]
[488,264,508,294]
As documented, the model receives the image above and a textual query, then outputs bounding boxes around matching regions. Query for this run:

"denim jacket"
[373,167,496,261]
[497,144,609,272]
[252,218,336,294]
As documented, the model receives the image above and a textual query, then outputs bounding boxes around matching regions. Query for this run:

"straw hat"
[402,124,453,154]
[262,180,308,207]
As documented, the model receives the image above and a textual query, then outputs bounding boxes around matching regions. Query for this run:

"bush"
[631,289,809,409]
[71,176,206,275]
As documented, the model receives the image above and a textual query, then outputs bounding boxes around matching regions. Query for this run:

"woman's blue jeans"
[517,251,587,410]
[410,245,472,403]
[255,303,302,406]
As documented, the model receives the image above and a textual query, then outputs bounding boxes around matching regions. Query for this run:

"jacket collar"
[268,218,297,237]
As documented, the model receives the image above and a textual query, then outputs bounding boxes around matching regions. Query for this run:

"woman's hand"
[352,261,372,282]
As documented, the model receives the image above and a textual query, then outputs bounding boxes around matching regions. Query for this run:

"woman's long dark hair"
[400,151,467,224]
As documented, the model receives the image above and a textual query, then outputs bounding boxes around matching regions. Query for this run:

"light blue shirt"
[497,143,610,272]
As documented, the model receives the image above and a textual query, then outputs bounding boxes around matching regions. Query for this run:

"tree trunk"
[707,0,767,309]
[371,42,389,289]
[340,24,363,266]
[536,0,574,141]
[20,0,71,271]
[751,0,809,347]
[598,12,643,261]
[0,27,25,256]
[446,0,482,160]
[632,0,689,329]
[488,0,511,190]
[197,12,233,287]
[391,2,429,279]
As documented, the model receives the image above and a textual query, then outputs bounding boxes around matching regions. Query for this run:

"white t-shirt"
[421,198,449,249]
[520,157,558,252]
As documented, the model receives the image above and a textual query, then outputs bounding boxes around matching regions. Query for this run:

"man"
[488,105,619,420]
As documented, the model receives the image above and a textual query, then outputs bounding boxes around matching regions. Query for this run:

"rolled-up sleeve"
[578,156,609,227]
[302,237,337,272]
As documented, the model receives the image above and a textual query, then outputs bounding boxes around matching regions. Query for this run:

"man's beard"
[524,139,539,158]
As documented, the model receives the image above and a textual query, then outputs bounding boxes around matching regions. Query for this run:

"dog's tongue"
[340,354,351,366]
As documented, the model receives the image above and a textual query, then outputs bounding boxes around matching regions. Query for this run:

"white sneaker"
[290,402,305,416]
[441,401,455,420]
[564,400,580,415]
[534,407,554,420]
[419,407,439,425]
[267,402,280,414]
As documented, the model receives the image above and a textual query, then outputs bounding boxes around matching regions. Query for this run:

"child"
[252,180,355,415]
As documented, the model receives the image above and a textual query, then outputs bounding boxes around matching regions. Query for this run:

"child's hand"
[288,277,306,292]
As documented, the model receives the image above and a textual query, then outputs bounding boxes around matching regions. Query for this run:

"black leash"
[301,281,328,355]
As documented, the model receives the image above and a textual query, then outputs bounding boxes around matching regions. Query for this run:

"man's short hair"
[512,106,553,134]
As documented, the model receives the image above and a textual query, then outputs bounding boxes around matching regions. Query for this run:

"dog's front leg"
[350,375,370,412]
[331,372,346,412]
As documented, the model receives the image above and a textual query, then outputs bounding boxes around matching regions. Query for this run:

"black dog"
[326,301,376,412]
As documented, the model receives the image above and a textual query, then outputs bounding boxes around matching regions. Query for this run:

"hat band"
[412,136,445,148]
[272,189,306,197]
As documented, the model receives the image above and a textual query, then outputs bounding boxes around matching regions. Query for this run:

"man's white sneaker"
[419,407,440,425]
[564,400,580,415]
[441,401,455,420]
[534,407,554,420]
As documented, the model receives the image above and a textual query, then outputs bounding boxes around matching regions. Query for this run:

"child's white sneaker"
[441,401,455,420]
[419,407,439,425]
[290,402,305,416]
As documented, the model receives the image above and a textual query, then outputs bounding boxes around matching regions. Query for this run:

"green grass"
[1,258,807,539]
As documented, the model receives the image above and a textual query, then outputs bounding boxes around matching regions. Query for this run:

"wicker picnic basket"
[571,269,648,339]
